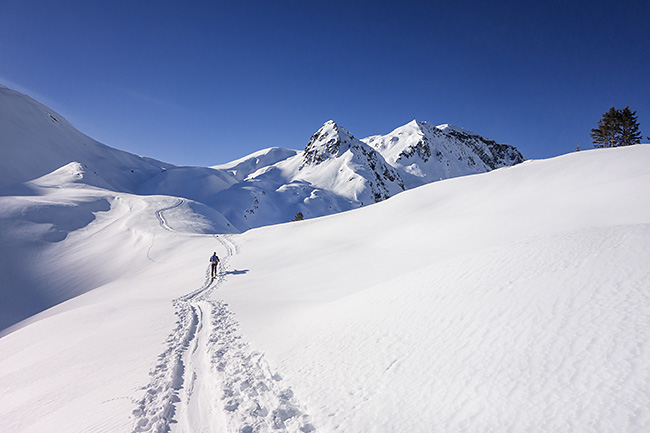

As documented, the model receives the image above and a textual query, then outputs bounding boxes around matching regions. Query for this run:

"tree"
[590,107,619,148]
[617,106,642,146]
[590,106,642,148]
[292,211,304,221]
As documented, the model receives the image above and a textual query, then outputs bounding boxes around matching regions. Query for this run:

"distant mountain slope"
[299,121,405,202]
[212,147,299,181]
[0,85,172,193]
[363,120,525,188]
[205,120,523,231]
[0,84,525,233]
[206,121,406,231]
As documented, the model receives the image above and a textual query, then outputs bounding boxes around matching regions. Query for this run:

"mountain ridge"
[362,119,525,188]
[0,85,524,231]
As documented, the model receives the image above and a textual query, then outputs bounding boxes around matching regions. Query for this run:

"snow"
[362,120,524,188]
[212,147,299,182]
[0,86,173,194]
[1,85,649,432]
[0,84,519,234]
[189,120,408,232]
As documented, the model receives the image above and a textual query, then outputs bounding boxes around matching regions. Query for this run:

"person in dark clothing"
[210,252,219,279]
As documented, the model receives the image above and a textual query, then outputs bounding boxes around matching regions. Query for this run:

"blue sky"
[1,0,649,166]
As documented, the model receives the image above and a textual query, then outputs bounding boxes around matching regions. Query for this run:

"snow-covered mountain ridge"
[0,85,524,232]
[363,120,524,187]
[207,119,523,230]
[298,120,405,201]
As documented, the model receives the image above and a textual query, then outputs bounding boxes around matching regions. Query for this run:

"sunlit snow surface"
[0,85,649,432]
[1,145,649,432]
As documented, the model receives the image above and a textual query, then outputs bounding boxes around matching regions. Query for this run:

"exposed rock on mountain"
[363,120,524,188]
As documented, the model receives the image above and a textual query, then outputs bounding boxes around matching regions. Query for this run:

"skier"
[210,252,219,279]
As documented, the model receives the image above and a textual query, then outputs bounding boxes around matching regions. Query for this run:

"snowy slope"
[219,145,650,433]
[212,147,300,181]
[0,86,173,193]
[1,143,649,433]
[0,161,238,330]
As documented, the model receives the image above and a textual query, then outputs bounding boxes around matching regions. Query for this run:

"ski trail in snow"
[203,298,316,433]
[131,232,315,433]
[146,198,183,264]
[155,199,184,232]
[146,234,158,263]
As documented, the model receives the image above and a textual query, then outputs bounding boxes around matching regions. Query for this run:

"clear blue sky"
[2,0,649,165]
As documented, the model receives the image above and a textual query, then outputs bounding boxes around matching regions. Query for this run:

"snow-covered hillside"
[222,145,650,432]
[0,86,524,233]
[0,85,173,193]
[1,85,648,433]
[208,121,407,230]
[206,120,523,231]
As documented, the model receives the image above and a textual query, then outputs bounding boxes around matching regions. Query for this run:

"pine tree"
[618,106,642,146]
[590,106,642,148]
[590,107,620,148]
[292,211,304,221]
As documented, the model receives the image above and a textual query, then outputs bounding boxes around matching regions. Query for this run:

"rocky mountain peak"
[302,120,357,166]
[361,120,525,188]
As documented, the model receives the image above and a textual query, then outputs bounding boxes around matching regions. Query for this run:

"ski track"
[155,199,184,232]
[146,234,158,263]
[131,208,315,433]
[147,198,183,263]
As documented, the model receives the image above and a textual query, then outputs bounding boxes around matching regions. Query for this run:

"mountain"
[206,120,522,231]
[300,120,405,202]
[205,121,406,231]
[0,85,173,194]
[0,85,527,329]
[0,85,525,234]
[363,120,525,188]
